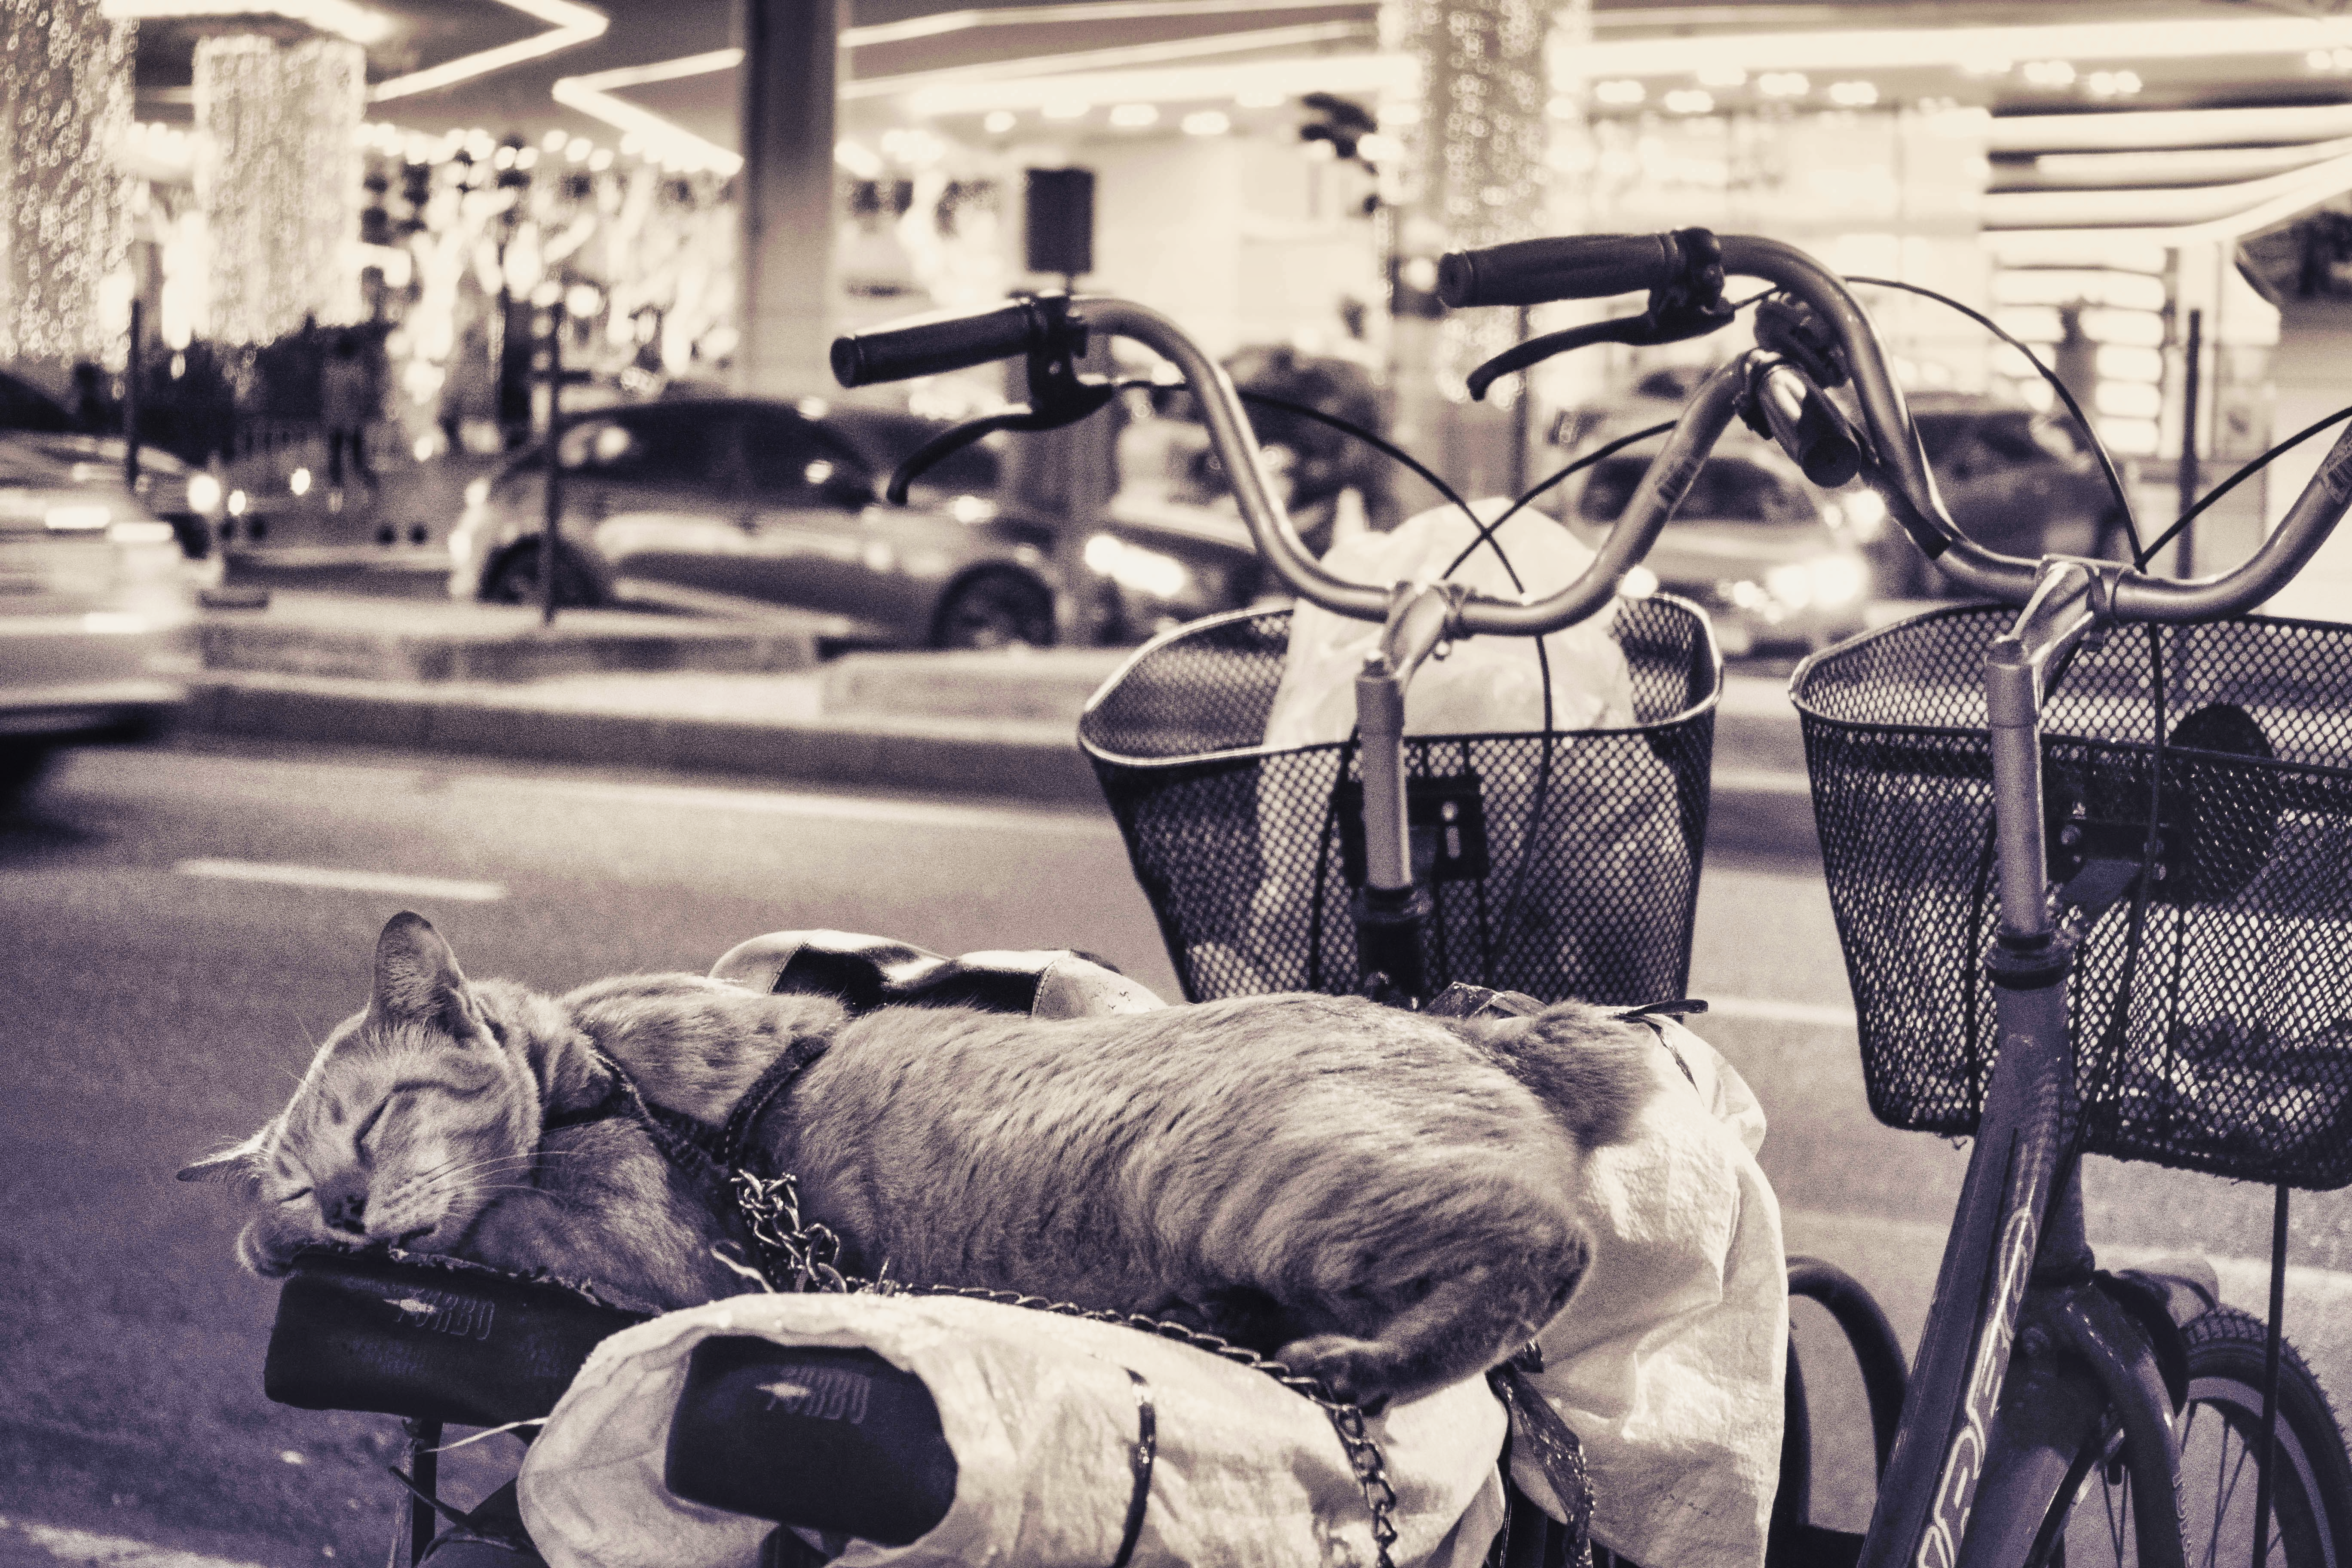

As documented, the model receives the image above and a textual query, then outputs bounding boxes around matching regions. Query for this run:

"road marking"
[174,859,507,903]
[1706,995,1858,1029]
[450,773,1120,837]
[0,1517,269,1568]
[1712,767,1814,797]
[1784,1207,2352,1327]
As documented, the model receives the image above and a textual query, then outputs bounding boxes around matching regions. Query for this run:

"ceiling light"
[1042,99,1091,120]
[101,0,392,46]
[552,50,747,178]
[1594,79,1645,106]
[2022,60,2078,88]
[1181,109,1229,137]
[1758,72,1809,97]
[371,0,607,103]
[1663,89,1715,115]
[542,129,568,152]
[1828,80,1879,107]
[1109,103,1158,129]
[983,109,1017,134]
[587,148,612,171]
[1578,15,2352,78]
[1696,65,1747,88]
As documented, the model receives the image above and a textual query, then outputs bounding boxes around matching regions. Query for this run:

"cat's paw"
[236,1220,304,1277]
[1275,1333,1399,1415]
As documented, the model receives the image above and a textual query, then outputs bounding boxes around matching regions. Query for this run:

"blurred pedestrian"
[322,330,378,492]
[439,321,493,454]
[70,361,113,434]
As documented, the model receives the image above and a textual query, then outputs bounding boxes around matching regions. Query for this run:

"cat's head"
[179,913,539,1274]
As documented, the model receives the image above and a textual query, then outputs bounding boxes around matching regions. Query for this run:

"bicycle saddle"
[263,1248,648,1428]
[665,1337,958,1548]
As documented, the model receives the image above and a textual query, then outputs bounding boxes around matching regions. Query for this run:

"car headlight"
[186,472,223,514]
[1767,555,1868,610]
[1836,487,1888,541]
[1083,533,1191,601]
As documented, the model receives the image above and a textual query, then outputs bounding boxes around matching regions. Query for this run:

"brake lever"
[1464,229,1734,401]
[886,292,1114,504]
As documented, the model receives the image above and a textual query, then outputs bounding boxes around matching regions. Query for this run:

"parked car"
[447,398,1066,649]
[1899,391,2125,594]
[0,368,224,556]
[0,433,202,806]
[1555,438,1875,655]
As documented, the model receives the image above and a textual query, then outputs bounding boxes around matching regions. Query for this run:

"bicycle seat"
[263,1248,648,1427]
[664,1337,957,1547]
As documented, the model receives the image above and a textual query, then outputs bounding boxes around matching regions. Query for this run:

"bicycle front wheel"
[2030,1305,2352,1568]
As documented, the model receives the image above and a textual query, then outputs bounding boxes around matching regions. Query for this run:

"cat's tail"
[1450,1000,1659,1152]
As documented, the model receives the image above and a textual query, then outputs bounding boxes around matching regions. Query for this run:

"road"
[1,739,2346,1565]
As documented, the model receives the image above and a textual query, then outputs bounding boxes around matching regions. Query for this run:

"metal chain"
[731,1170,1400,1568]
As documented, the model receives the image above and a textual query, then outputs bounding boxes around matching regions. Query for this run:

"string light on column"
[196,34,364,343]
[1388,0,1548,399]
[0,0,135,366]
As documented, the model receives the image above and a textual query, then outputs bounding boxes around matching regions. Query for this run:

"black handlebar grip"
[1436,234,1681,309]
[831,300,1049,388]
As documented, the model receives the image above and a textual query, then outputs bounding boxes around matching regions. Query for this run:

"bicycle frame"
[1837,562,2190,1568]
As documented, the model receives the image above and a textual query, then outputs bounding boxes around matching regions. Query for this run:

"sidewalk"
[182,587,1815,808]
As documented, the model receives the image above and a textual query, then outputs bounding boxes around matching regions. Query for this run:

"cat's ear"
[177,1120,277,1188]
[369,912,483,1037]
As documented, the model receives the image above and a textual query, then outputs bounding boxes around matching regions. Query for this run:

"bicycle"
[1429,229,2352,1565]
[247,230,2352,1568]
[830,227,2352,1565]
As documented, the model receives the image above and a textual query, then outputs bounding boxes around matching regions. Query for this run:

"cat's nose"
[322,1190,367,1235]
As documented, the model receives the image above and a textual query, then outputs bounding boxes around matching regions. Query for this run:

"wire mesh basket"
[1079,599,1720,1007]
[1795,605,2352,1190]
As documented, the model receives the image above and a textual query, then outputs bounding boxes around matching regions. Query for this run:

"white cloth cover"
[518,1292,1508,1568]
[1514,1018,1788,1568]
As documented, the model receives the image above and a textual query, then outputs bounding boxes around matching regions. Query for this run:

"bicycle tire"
[2027,1305,2352,1568]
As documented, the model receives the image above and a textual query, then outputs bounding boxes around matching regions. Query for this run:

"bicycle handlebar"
[1435,233,1692,310]
[830,299,1066,388]
[1439,230,2352,624]
[831,295,1711,635]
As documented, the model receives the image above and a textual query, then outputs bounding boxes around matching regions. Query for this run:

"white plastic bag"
[1263,499,1636,751]
[1243,498,1688,998]
[519,1292,1508,1568]
[1514,1018,1788,1568]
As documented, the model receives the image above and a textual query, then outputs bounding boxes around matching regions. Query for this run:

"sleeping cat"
[182,912,1657,1408]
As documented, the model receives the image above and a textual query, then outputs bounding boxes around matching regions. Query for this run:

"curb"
[184,676,1104,803]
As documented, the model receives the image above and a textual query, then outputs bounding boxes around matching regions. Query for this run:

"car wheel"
[0,745,53,813]
[484,539,600,608]
[932,570,1056,650]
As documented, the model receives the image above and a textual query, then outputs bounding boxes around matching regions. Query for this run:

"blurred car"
[1559,442,1875,655]
[1897,391,2125,595]
[1082,353,1393,642]
[0,434,203,806]
[0,368,224,555]
[447,397,1066,649]
[1565,371,2125,598]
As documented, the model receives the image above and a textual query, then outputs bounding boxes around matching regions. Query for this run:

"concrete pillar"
[0,0,134,376]
[738,0,843,397]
